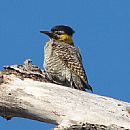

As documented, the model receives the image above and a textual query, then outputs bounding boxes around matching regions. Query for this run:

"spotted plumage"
[40,25,93,92]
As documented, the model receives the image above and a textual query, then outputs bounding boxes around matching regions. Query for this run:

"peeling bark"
[0,59,130,130]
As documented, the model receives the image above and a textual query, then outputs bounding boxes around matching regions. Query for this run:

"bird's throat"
[59,34,74,46]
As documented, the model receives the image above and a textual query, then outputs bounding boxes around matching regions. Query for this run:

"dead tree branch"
[0,59,130,130]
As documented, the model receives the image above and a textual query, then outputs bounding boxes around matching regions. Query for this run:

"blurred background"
[0,0,130,130]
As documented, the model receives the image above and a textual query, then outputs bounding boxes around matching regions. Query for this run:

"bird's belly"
[45,56,71,81]
[44,43,71,83]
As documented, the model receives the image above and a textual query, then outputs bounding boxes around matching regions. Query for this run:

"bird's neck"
[58,34,74,46]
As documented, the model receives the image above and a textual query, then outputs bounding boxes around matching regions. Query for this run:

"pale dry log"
[0,60,130,130]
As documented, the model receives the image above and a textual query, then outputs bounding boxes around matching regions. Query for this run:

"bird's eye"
[55,31,64,35]
[56,32,61,35]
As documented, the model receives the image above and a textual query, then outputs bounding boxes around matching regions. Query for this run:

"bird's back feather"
[51,40,93,91]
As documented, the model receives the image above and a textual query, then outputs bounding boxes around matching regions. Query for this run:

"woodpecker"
[40,25,93,92]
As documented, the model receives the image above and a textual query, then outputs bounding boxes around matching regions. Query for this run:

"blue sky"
[0,0,130,130]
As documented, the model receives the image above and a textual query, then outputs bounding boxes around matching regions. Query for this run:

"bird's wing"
[52,41,89,85]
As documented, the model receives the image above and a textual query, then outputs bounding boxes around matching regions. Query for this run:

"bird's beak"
[40,31,57,39]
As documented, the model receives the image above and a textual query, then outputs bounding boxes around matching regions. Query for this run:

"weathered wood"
[53,123,129,130]
[0,60,130,130]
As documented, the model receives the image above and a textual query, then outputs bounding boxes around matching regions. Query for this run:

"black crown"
[51,25,75,36]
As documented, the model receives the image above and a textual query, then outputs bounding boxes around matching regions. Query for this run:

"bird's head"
[40,25,75,46]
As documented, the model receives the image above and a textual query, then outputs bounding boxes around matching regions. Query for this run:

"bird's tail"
[87,84,93,92]
[82,81,93,93]
[71,79,93,92]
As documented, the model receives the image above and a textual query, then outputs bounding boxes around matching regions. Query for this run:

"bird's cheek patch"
[59,34,73,45]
